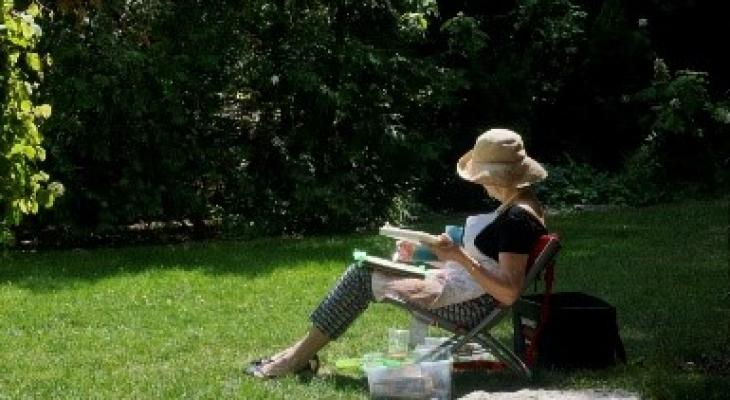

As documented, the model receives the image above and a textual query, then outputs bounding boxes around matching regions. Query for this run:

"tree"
[1,0,62,244]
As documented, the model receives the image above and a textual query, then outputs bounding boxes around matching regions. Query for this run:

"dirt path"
[460,389,640,400]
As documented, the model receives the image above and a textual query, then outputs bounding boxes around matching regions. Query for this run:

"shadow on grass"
[644,370,730,400]
[0,234,389,292]
[326,373,369,392]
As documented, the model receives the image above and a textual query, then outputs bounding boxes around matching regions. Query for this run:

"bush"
[27,0,458,241]
[537,160,625,208]
[534,153,727,210]
[35,1,236,233]
[9,0,726,246]
[633,58,730,189]
[214,0,456,235]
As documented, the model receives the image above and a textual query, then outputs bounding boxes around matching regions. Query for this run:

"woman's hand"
[427,234,465,264]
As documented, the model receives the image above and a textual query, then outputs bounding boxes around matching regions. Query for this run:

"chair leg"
[382,297,533,379]
[474,333,532,379]
[433,332,532,379]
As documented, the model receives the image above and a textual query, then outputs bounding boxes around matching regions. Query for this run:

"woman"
[246,128,548,378]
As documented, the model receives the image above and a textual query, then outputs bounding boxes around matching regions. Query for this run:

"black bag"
[514,292,627,369]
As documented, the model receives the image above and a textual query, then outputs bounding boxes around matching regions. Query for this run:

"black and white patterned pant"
[310,264,497,339]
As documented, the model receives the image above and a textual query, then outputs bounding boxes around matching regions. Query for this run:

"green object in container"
[336,354,409,374]
[382,358,404,368]
[335,358,363,373]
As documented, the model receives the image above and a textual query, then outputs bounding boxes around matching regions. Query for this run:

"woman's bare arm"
[428,234,527,305]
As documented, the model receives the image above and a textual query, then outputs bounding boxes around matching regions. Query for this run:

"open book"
[354,224,442,278]
[361,255,428,278]
[378,225,440,245]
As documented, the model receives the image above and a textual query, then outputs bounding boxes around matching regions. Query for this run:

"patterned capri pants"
[310,264,497,339]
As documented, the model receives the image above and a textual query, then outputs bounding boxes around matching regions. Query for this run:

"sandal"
[244,355,320,379]
[244,358,275,379]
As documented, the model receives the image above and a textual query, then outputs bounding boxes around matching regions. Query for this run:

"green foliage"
[536,158,670,209]
[515,0,588,103]
[1,0,62,244]
[418,0,593,210]
[39,0,240,230]
[440,13,488,60]
[537,160,627,207]
[31,0,460,238]
[398,0,436,42]
[4,0,724,245]
[524,0,653,170]
[633,58,730,187]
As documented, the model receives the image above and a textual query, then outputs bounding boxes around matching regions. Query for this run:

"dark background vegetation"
[10,0,730,245]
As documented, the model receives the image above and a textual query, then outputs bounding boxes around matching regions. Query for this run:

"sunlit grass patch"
[1,199,728,399]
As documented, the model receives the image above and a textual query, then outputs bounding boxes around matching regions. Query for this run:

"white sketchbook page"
[362,255,427,278]
[378,225,440,245]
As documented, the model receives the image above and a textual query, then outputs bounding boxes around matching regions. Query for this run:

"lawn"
[1,199,728,399]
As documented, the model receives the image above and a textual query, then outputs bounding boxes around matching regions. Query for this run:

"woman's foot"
[245,354,319,379]
[244,358,275,379]
[245,327,329,379]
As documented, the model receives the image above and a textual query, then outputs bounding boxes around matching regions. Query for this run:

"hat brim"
[457,150,547,188]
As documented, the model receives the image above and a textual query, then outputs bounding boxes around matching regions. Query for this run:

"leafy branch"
[1,0,63,244]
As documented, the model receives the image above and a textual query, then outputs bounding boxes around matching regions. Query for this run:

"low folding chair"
[382,233,561,379]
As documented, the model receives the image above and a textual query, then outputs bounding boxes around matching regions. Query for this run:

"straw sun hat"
[456,128,547,188]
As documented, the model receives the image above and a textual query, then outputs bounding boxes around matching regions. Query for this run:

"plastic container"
[365,359,452,400]
[408,316,429,348]
[388,328,410,359]
[424,336,449,348]
[419,360,452,399]
[412,342,452,363]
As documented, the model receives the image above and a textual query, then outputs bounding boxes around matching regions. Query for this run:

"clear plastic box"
[364,359,452,400]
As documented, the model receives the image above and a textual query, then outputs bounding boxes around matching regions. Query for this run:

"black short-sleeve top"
[473,205,547,261]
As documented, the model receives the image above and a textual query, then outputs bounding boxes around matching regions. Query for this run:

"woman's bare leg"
[250,264,372,377]
[258,326,330,377]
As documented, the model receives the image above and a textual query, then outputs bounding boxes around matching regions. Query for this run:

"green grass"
[1,199,728,399]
